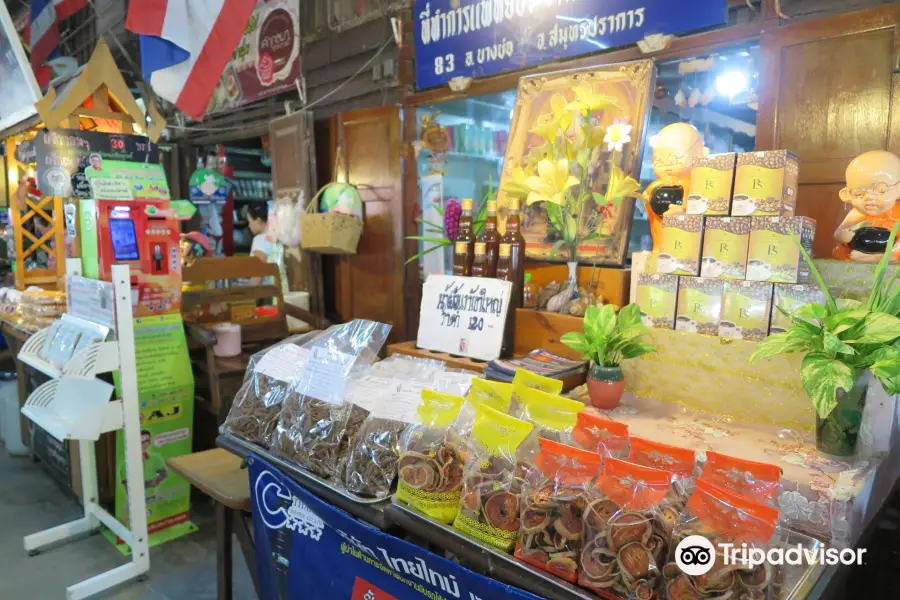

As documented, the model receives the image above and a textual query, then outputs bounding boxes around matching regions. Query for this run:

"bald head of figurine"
[652,123,706,181]
[840,150,900,216]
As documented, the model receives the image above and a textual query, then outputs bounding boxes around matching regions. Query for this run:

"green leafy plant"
[560,304,656,367]
[750,221,900,418]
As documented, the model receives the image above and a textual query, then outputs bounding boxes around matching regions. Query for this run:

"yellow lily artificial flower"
[606,163,642,204]
[525,159,580,206]
[500,166,532,199]
[530,93,572,141]
[566,83,620,115]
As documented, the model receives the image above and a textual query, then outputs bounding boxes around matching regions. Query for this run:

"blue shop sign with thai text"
[415,0,728,89]
[249,454,541,600]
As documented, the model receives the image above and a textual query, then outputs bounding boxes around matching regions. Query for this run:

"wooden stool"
[167,449,258,600]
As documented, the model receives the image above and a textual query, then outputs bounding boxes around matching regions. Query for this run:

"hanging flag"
[126,0,257,121]
[27,0,88,87]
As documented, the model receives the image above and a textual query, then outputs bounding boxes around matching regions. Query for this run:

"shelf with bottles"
[229,177,272,202]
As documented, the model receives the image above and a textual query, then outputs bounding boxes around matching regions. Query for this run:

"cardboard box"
[687,153,736,215]
[720,281,774,342]
[770,284,828,334]
[732,150,799,216]
[676,277,724,336]
[747,217,816,283]
[701,217,751,279]
[659,215,705,276]
[635,273,679,330]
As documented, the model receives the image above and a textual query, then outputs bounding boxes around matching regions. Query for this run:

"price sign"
[416,275,512,361]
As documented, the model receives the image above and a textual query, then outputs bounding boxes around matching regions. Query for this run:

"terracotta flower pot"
[586,364,625,410]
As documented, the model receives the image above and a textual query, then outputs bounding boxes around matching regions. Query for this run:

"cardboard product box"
[687,153,736,215]
[635,273,679,330]
[659,215,705,276]
[701,217,751,279]
[676,277,724,336]
[720,281,774,342]
[770,284,828,334]
[747,217,816,283]
[732,150,799,216]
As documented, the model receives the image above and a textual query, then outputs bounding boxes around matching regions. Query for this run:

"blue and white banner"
[414,0,728,89]
[249,454,540,600]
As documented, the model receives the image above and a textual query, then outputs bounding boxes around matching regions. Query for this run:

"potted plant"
[561,303,656,409]
[750,223,900,457]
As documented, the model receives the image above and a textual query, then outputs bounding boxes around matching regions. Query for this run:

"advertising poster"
[108,313,196,553]
[85,159,170,201]
[250,454,540,600]
[206,0,300,115]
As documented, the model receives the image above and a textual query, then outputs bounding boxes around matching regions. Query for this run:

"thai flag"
[126,0,257,121]
[28,0,87,85]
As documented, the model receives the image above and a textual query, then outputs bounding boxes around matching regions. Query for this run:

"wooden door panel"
[795,183,847,258]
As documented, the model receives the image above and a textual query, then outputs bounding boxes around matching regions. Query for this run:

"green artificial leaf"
[618,304,642,328]
[596,304,617,339]
[749,332,798,363]
[561,332,591,357]
[620,341,657,360]
[823,331,856,356]
[549,239,567,259]
[407,236,452,244]
[790,231,838,314]
[583,305,601,342]
[404,243,449,265]
[801,353,857,419]
[793,303,828,322]
[825,308,869,336]
[870,358,900,381]
[416,218,446,231]
[836,299,863,311]
[792,318,823,336]
[867,220,900,311]
[844,312,900,344]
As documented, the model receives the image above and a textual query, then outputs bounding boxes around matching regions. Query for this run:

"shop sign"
[189,168,228,204]
[206,0,300,115]
[417,274,512,361]
[85,160,170,202]
[34,129,159,198]
[414,0,728,89]
[249,454,540,600]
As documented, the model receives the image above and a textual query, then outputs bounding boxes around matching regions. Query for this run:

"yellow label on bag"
[471,404,533,456]
[467,378,513,413]
[453,512,520,551]
[520,388,584,432]
[512,369,563,402]
[418,389,465,428]
[396,480,462,523]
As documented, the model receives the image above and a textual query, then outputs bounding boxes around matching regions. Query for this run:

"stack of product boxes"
[636,150,826,342]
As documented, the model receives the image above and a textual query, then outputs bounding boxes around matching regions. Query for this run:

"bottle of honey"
[452,241,470,275]
[496,243,512,281]
[471,242,488,277]
[501,197,526,308]
[455,198,476,274]
[479,200,501,277]
[496,243,515,357]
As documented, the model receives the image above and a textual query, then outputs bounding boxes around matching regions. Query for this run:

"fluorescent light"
[716,71,747,98]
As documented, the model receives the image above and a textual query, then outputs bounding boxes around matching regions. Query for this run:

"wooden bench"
[167,449,258,600]
[182,256,329,423]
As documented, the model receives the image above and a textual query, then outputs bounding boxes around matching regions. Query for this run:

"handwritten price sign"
[417,275,512,361]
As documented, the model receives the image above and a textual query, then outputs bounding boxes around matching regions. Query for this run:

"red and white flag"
[28,0,88,85]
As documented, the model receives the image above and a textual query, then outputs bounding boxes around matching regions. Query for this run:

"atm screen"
[110,219,140,261]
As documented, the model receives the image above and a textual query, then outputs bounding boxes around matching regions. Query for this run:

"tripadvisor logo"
[675,536,866,576]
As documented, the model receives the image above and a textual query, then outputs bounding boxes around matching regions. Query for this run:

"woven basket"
[300,183,363,254]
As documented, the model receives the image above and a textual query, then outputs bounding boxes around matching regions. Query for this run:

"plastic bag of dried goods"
[516,388,585,466]
[628,437,698,502]
[662,479,783,600]
[514,439,603,583]
[452,404,533,551]
[510,369,563,416]
[698,451,782,506]
[271,319,390,479]
[578,458,676,598]
[221,329,324,447]
[571,412,630,459]
[395,390,467,523]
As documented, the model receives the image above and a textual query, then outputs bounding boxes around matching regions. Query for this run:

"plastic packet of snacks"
[510,369,563,415]
[628,437,698,502]
[698,451,782,505]
[571,412,630,459]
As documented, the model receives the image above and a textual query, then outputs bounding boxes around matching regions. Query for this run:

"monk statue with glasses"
[833,150,900,262]
[642,123,707,251]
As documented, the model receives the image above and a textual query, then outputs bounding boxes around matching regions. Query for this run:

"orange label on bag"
[687,479,779,544]
[594,458,672,510]
[627,436,695,480]
[700,451,782,503]
[534,438,603,484]
[571,413,628,456]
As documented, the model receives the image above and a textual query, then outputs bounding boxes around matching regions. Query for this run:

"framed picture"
[496,60,655,267]
[0,4,41,134]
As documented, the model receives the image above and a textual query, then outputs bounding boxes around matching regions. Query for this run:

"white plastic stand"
[20,264,150,599]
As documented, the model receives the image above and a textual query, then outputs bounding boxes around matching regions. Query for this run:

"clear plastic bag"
[272,320,390,479]
[662,479,782,600]
[571,412,630,459]
[578,458,676,598]
[516,388,585,467]
[514,438,603,583]
[452,404,533,551]
[698,451,782,506]
[628,437,698,503]
[221,330,322,447]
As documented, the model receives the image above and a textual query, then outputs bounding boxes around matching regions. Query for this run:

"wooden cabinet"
[756,5,900,257]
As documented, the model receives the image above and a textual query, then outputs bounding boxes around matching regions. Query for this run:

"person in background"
[248,202,272,263]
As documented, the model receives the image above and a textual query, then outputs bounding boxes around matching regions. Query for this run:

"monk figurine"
[833,150,900,263]
[642,123,707,252]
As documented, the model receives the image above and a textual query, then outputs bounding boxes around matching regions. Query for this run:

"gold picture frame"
[497,60,655,267]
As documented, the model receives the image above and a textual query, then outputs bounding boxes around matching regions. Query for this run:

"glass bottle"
[496,243,515,357]
[523,273,537,309]
[471,242,487,277]
[452,241,470,276]
[495,243,512,281]
[456,198,476,274]
[501,197,526,309]
[479,200,500,277]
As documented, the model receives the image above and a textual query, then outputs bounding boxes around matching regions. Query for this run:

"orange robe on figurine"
[833,150,900,263]
[642,123,707,252]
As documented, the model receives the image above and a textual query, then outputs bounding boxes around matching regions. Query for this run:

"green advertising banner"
[107,313,197,553]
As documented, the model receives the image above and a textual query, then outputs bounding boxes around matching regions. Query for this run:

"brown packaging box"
[687,153,736,215]
[732,150,799,217]
[659,215,705,276]
[676,277,724,336]
[747,216,816,284]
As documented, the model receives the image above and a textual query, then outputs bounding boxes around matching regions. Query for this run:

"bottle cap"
[455,241,467,253]
[525,273,532,282]
[499,243,511,257]
[486,200,497,213]
[475,242,486,254]
[508,197,520,210]
[462,198,473,210]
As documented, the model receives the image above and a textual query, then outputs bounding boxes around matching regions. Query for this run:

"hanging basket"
[300,183,364,254]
